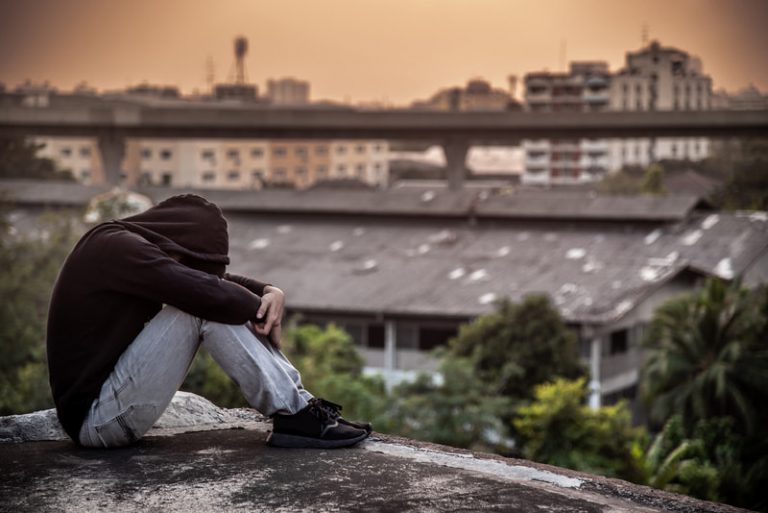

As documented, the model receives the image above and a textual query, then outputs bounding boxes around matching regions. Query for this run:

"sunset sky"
[0,0,766,105]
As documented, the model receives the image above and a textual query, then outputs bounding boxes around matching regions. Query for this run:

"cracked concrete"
[0,393,753,513]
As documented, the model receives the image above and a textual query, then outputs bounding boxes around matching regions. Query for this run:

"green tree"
[641,278,768,435]
[513,378,646,482]
[281,322,390,429]
[597,169,643,195]
[712,138,768,210]
[0,137,73,180]
[642,415,720,501]
[388,356,511,451]
[448,296,585,403]
[0,212,77,414]
[641,163,667,195]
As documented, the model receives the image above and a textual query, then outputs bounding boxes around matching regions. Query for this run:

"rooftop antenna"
[233,36,248,85]
[641,23,649,46]
[205,56,215,92]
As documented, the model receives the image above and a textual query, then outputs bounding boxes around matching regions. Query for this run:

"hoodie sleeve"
[223,273,269,297]
[95,229,261,325]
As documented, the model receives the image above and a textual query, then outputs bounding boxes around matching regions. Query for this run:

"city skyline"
[1,0,767,105]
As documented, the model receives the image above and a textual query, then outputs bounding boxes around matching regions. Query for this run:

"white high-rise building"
[608,41,712,169]
[522,41,713,185]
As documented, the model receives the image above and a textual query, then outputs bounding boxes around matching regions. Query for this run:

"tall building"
[522,62,612,185]
[608,41,712,169]
[522,41,713,186]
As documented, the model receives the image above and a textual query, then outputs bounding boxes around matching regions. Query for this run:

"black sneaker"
[311,398,373,434]
[267,400,369,448]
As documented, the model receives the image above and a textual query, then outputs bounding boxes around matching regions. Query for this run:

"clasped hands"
[252,285,285,349]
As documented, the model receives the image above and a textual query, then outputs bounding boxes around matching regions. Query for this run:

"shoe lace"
[309,398,343,421]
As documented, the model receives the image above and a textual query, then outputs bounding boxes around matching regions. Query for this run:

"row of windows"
[59,147,92,157]
[199,144,386,160]
[141,148,173,160]
[196,163,384,183]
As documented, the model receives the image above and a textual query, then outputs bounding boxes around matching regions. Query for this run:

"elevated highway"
[1,100,766,187]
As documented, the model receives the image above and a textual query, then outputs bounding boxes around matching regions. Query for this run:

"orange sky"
[0,0,766,105]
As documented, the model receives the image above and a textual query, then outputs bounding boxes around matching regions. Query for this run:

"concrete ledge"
[0,393,751,512]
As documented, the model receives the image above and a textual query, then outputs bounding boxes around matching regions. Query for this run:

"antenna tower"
[641,24,649,46]
[234,36,248,85]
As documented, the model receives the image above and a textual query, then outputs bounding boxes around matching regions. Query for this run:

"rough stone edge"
[1,394,753,513]
[359,432,755,513]
[0,391,271,443]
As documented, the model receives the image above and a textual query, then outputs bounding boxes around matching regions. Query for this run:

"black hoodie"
[47,195,267,442]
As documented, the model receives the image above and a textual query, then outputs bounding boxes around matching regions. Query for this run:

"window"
[609,329,628,355]
[160,173,173,186]
[373,144,382,152]
[272,146,287,157]
[337,164,346,174]
[252,169,264,180]
[80,147,91,157]
[355,144,366,154]
[226,149,240,160]
[60,147,72,157]
[80,169,91,179]
[201,171,215,182]
[315,145,328,155]
[201,149,215,159]
[227,170,240,181]
[295,146,307,156]
[356,164,366,176]
[316,165,327,177]
[273,167,287,180]
[336,145,347,155]
[367,324,385,349]
[160,149,172,160]
[418,326,458,351]
[295,167,307,176]
[141,148,152,159]
[251,148,264,158]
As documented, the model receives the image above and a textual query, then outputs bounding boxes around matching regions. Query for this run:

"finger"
[256,297,270,321]
[254,324,268,335]
[262,315,275,334]
[270,325,282,349]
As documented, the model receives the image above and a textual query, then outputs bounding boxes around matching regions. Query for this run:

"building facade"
[37,137,389,190]
[522,41,713,186]
[522,62,612,185]
[266,78,310,106]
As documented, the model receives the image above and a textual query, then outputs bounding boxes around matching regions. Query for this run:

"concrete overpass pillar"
[98,133,126,186]
[442,137,470,191]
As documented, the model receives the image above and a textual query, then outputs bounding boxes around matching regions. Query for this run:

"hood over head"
[114,194,229,276]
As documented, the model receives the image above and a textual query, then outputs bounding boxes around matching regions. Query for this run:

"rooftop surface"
[3,180,767,323]
[0,393,751,513]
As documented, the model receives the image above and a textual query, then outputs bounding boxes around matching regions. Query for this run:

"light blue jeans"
[78,306,312,448]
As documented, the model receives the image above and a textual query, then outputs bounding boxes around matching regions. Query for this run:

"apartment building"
[522,62,612,185]
[609,41,712,168]
[34,137,104,185]
[266,78,310,106]
[522,41,713,185]
[36,137,389,190]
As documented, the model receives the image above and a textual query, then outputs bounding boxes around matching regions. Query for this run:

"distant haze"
[0,0,766,105]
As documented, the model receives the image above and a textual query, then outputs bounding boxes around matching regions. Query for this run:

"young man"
[47,194,370,449]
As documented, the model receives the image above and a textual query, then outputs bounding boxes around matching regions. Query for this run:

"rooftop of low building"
[0,392,751,513]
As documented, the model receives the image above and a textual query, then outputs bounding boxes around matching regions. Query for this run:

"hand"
[254,286,285,349]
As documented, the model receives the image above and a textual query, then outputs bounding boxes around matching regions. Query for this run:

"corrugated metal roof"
[1,180,706,222]
[224,210,768,324]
